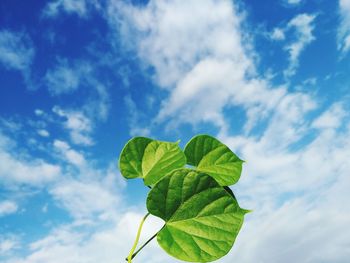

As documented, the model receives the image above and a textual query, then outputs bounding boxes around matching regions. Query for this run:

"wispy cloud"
[0,200,18,217]
[45,59,90,96]
[0,30,35,88]
[1,119,127,262]
[0,148,61,186]
[284,14,316,77]
[42,0,101,18]
[0,130,61,186]
[53,140,86,167]
[271,14,316,77]
[284,0,303,6]
[124,94,151,137]
[37,129,50,138]
[219,102,350,262]
[338,0,350,53]
[115,0,288,134]
[5,212,170,263]
[52,106,94,146]
[50,174,121,221]
[270,28,286,41]
[312,103,347,129]
[45,58,111,122]
[0,236,19,256]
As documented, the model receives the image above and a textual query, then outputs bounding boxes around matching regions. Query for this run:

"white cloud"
[0,118,22,133]
[42,204,48,213]
[6,212,173,263]
[45,59,92,96]
[50,177,119,221]
[344,35,350,52]
[48,139,125,221]
[46,59,110,121]
[83,82,110,122]
[34,109,44,116]
[270,14,316,77]
[0,236,19,255]
[222,104,347,200]
[285,0,303,5]
[37,129,50,137]
[0,131,61,186]
[0,30,34,87]
[0,151,61,186]
[312,103,346,129]
[115,0,289,132]
[5,163,130,261]
[1,122,129,261]
[52,106,94,146]
[218,103,350,262]
[124,95,151,136]
[302,77,317,86]
[42,0,101,18]
[40,62,111,145]
[284,14,316,77]
[270,27,286,41]
[338,0,350,53]
[114,0,251,88]
[0,30,34,71]
[0,200,18,217]
[44,58,101,96]
[224,196,350,263]
[53,140,86,167]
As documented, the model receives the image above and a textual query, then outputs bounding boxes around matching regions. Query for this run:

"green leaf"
[119,137,186,186]
[119,137,153,180]
[147,169,247,262]
[142,140,187,185]
[184,134,243,186]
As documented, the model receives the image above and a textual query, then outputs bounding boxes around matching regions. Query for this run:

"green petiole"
[127,213,150,263]
[125,232,157,261]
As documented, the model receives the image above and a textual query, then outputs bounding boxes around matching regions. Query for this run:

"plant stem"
[125,232,157,261]
[127,213,150,263]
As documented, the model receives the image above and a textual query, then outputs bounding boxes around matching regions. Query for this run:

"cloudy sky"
[1,0,350,262]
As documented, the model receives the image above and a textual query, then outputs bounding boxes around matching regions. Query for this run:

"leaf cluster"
[119,134,249,262]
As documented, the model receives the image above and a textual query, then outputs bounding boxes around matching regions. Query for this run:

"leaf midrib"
[143,144,180,178]
[166,188,236,223]
[167,211,239,225]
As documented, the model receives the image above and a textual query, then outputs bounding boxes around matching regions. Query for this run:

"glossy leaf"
[184,134,243,186]
[147,169,247,262]
[119,137,186,186]
[119,137,153,179]
[142,140,187,185]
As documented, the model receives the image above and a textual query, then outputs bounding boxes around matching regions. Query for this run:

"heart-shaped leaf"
[119,137,153,180]
[147,168,247,262]
[184,134,243,186]
[119,137,186,186]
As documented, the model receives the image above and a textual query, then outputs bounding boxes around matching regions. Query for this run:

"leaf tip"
[242,208,253,214]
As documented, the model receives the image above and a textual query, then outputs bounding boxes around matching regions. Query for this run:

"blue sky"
[0,0,350,262]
